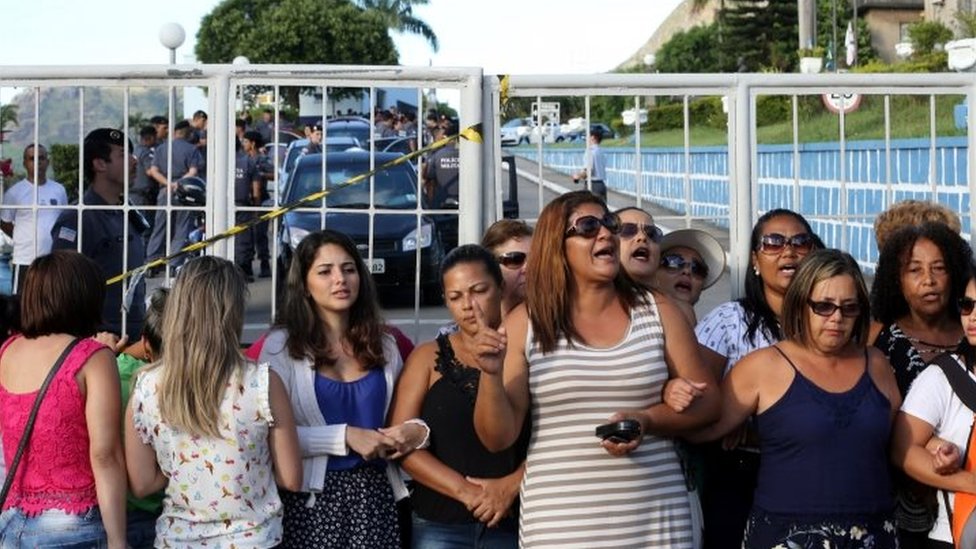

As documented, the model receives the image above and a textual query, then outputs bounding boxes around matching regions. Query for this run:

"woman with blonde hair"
[125,256,302,547]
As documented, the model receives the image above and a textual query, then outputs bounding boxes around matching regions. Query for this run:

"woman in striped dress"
[470,191,721,548]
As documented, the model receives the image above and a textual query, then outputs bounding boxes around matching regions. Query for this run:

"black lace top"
[411,333,529,524]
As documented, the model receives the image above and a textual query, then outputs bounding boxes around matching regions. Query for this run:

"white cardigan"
[259,328,408,502]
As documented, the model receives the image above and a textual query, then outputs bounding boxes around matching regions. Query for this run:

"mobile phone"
[595,419,642,443]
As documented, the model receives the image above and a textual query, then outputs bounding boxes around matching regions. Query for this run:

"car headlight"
[287,226,310,250]
[402,223,433,252]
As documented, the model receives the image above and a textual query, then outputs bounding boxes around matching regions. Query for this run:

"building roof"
[857,0,923,10]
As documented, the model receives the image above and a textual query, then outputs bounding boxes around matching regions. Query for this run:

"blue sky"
[0,0,682,73]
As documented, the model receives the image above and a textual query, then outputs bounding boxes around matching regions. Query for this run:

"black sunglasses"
[660,254,709,279]
[959,296,976,316]
[565,213,621,238]
[497,251,527,269]
[619,222,663,242]
[760,233,814,255]
[808,300,861,318]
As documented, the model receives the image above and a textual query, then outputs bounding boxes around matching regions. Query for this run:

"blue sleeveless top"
[754,346,893,516]
[314,368,387,471]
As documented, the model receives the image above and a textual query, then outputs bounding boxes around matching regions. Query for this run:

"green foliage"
[908,20,953,55]
[49,144,80,202]
[957,10,976,39]
[196,0,399,108]
[718,0,798,72]
[355,0,438,51]
[655,23,722,73]
[0,104,18,143]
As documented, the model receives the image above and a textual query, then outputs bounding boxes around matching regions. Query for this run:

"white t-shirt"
[901,357,976,543]
[0,178,68,265]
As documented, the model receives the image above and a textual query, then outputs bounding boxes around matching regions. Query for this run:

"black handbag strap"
[933,352,976,413]
[0,337,82,508]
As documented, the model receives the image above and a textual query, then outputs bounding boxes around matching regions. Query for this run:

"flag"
[845,21,857,67]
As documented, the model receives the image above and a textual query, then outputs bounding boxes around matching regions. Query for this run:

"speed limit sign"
[822,92,862,114]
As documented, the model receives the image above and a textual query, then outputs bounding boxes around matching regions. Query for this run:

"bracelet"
[403,418,431,450]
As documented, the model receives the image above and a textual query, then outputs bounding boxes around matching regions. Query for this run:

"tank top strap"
[771,344,800,372]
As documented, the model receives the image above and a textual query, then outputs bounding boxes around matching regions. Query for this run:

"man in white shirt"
[0,144,68,292]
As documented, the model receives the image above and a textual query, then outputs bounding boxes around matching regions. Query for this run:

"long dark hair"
[275,230,386,369]
[959,262,976,370]
[739,208,823,344]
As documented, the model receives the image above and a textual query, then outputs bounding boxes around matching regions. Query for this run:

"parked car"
[277,136,363,194]
[374,136,416,155]
[500,117,533,146]
[326,116,372,145]
[562,122,617,142]
[278,151,448,303]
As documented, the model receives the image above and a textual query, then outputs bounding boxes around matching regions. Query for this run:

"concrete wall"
[865,8,923,62]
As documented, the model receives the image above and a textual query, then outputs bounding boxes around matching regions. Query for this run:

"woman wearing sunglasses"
[614,207,663,287]
[652,229,726,325]
[481,219,533,320]
[691,249,902,548]
[693,208,822,549]
[470,190,720,548]
[893,263,976,549]
[870,222,972,546]
[388,245,528,548]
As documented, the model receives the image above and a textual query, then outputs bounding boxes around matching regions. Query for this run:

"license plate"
[369,258,385,274]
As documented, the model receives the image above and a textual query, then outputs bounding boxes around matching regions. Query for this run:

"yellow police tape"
[499,75,510,107]
[106,122,484,286]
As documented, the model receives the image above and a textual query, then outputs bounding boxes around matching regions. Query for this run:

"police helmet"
[175,176,206,206]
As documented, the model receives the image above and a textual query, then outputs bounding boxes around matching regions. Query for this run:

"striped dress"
[520,294,693,548]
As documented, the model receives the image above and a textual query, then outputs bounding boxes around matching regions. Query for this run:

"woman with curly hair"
[870,222,972,547]
[259,229,427,547]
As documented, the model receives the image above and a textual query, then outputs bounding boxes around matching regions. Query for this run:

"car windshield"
[287,160,419,209]
[502,119,526,129]
[327,123,370,145]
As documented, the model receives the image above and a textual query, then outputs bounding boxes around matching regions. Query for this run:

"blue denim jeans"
[125,508,159,549]
[411,513,518,549]
[0,506,107,548]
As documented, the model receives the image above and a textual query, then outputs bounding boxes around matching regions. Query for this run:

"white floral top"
[132,362,283,548]
[695,301,777,378]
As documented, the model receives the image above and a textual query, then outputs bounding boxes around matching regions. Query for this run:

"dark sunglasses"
[618,222,663,242]
[660,254,709,279]
[497,251,527,269]
[808,300,861,318]
[959,296,976,316]
[760,233,814,255]
[565,213,621,238]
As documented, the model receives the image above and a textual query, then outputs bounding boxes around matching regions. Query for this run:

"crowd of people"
[1,122,976,549]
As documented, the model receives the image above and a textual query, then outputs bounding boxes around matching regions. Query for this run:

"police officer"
[51,128,147,342]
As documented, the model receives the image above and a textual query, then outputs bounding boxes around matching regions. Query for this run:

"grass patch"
[594,94,968,148]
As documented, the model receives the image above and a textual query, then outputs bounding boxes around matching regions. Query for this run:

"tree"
[908,20,953,56]
[718,0,798,72]
[356,0,438,51]
[0,104,18,144]
[656,23,722,73]
[815,0,876,68]
[195,0,399,107]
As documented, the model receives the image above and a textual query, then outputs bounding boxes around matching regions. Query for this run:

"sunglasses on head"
[959,296,976,316]
[808,300,861,318]
[660,254,709,279]
[497,251,527,269]
[565,213,621,238]
[759,233,814,255]
[619,222,663,242]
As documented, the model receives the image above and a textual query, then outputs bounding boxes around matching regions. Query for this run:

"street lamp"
[159,23,186,64]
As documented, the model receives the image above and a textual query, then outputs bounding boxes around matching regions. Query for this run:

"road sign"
[822,92,862,114]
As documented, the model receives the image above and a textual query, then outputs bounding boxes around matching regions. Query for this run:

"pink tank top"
[0,336,106,515]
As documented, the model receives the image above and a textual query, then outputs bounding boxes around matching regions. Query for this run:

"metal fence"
[1,67,975,341]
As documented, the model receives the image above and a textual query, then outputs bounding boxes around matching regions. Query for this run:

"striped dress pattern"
[520,294,693,548]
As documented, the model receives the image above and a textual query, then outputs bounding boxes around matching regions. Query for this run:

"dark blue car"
[278,151,448,303]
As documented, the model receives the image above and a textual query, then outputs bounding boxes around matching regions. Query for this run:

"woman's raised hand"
[470,298,507,376]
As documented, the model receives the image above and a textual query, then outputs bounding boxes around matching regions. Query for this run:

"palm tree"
[0,104,18,143]
[357,0,439,52]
